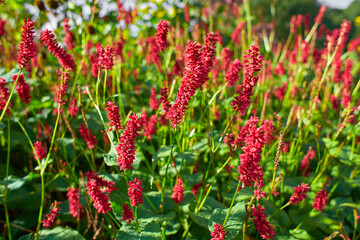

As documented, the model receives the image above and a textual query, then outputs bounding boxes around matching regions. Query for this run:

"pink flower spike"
[66,187,82,218]
[156,20,169,51]
[105,101,122,132]
[290,183,310,206]
[79,123,97,149]
[313,188,328,212]
[17,19,37,70]
[172,178,184,204]
[128,177,143,207]
[251,204,276,239]
[42,201,61,229]
[33,141,46,161]
[211,223,226,240]
[116,114,142,170]
[0,78,11,116]
[12,74,31,104]
[122,204,134,223]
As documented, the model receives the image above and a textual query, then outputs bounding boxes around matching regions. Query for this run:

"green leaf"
[104,144,118,166]
[138,207,176,223]
[208,202,246,239]
[289,229,315,240]
[0,68,19,82]
[322,138,340,157]
[19,226,85,240]
[116,222,162,240]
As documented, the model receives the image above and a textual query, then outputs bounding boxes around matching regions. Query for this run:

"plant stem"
[222,180,241,227]
[3,118,12,240]
[0,70,22,123]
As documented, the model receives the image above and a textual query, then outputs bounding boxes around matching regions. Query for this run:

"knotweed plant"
[0,1,359,240]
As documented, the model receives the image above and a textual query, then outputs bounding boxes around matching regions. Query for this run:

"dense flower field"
[0,0,359,239]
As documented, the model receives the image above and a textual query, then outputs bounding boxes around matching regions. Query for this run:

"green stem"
[96,70,101,105]
[244,0,252,47]
[222,180,241,227]
[0,70,22,123]
[103,70,108,106]
[4,118,12,240]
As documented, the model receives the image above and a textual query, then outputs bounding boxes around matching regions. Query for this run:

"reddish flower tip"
[128,177,143,207]
[211,223,226,240]
[42,201,61,228]
[290,183,310,206]
[17,19,37,69]
[172,178,184,204]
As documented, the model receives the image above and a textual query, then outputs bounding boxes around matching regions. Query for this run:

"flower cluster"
[156,20,169,51]
[56,71,69,105]
[210,223,226,240]
[41,29,76,71]
[251,204,276,239]
[42,201,61,228]
[313,188,328,212]
[96,44,114,70]
[290,183,310,206]
[68,97,79,117]
[231,21,246,47]
[231,45,263,115]
[85,171,117,214]
[149,87,159,110]
[13,74,31,104]
[221,48,233,71]
[237,116,266,199]
[17,19,37,70]
[225,59,242,87]
[128,177,143,207]
[63,18,75,50]
[0,78,11,115]
[116,114,142,170]
[300,146,316,176]
[172,178,184,204]
[144,114,157,140]
[79,123,97,149]
[33,141,46,161]
[122,204,134,223]
[166,33,217,126]
[66,187,82,218]
[314,6,326,24]
[105,101,122,132]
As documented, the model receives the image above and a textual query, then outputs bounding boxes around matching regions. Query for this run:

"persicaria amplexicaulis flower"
[79,123,97,149]
[63,18,75,50]
[122,204,134,223]
[0,18,6,36]
[149,87,159,110]
[66,187,82,218]
[42,201,61,228]
[313,187,328,212]
[221,47,233,71]
[166,32,217,126]
[210,223,226,240]
[85,171,116,214]
[144,114,157,140]
[260,119,277,145]
[128,177,143,207]
[314,6,326,25]
[68,96,79,117]
[17,19,37,70]
[156,20,169,51]
[274,61,285,75]
[0,78,11,115]
[105,101,122,132]
[96,44,114,70]
[251,204,276,239]
[12,74,31,104]
[225,59,242,87]
[290,183,310,206]
[149,36,162,72]
[231,21,246,47]
[300,146,316,176]
[116,114,142,170]
[160,85,170,113]
[41,29,76,71]
[33,141,46,161]
[172,178,184,204]
[56,71,69,105]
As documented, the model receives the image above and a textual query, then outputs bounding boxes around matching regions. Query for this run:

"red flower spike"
[225,59,242,87]
[68,96,79,117]
[116,114,142,170]
[66,187,82,218]
[211,223,226,240]
[17,19,37,70]
[33,141,46,161]
[41,29,76,71]
[156,20,169,51]
[313,188,328,212]
[122,204,134,223]
[149,87,159,110]
[42,201,61,229]
[128,177,143,207]
[105,101,122,132]
[251,204,276,239]
[85,171,116,214]
[172,178,184,204]
[12,74,31,104]
[314,6,326,25]
[0,78,11,115]
[79,123,97,149]
[290,183,310,206]
[144,114,157,140]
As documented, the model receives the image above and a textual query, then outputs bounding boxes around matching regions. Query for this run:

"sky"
[317,0,355,9]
